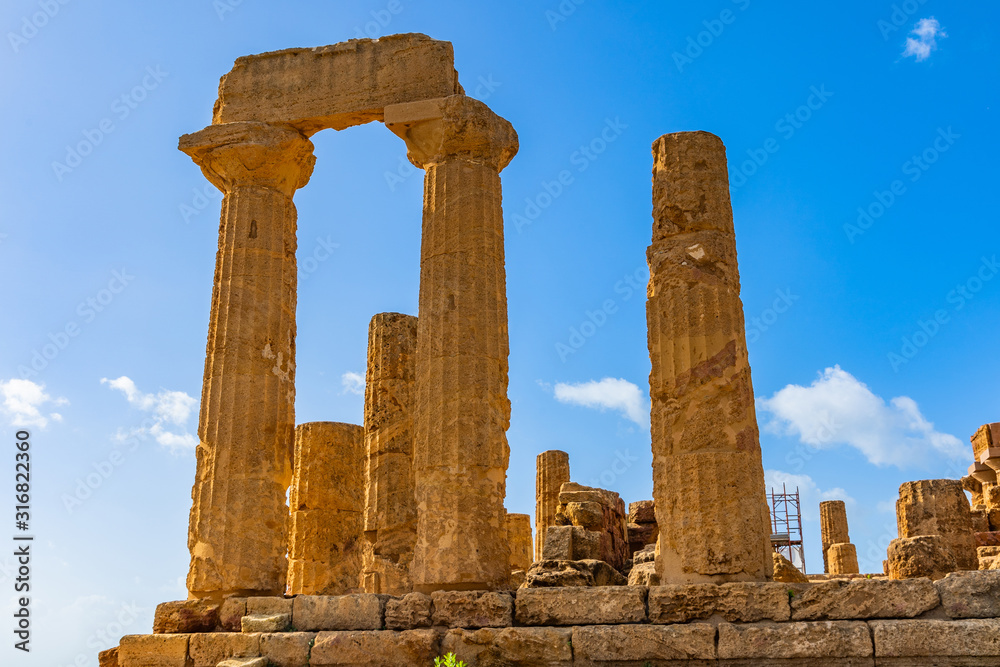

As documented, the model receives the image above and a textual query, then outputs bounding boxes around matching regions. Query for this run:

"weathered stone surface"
[790,578,939,620]
[542,524,601,562]
[828,542,861,575]
[870,619,1000,660]
[385,95,517,593]
[430,590,513,628]
[627,522,657,556]
[442,627,573,666]
[717,621,873,660]
[288,422,364,596]
[241,613,290,633]
[629,500,656,525]
[220,598,247,632]
[888,535,958,581]
[189,633,261,667]
[524,559,626,588]
[647,132,769,584]
[506,513,533,573]
[246,596,293,616]
[971,507,990,533]
[98,647,119,667]
[292,594,385,631]
[217,659,267,667]
[153,599,220,634]
[510,569,526,589]
[935,570,1000,618]
[552,482,629,570]
[384,592,431,630]
[259,632,314,667]
[119,634,190,667]
[975,530,1000,547]
[820,500,851,574]
[362,312,417,596]
[971,423,1000,463]
[772,551,809,583]
[897,479,977,571]
[572,624,717,663]
[535,450,570,562]
[213,34,463,132]
[627,560,659,586]
[650,582,791,623]
[515,586,647,626]
[180,121,316,599]
[309,629,439,666]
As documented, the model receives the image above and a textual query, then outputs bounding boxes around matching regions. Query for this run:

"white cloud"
[0,378,68,428]
[903,17,946,62]
[102,376,197,452]
[764,469,855,521]
[758,365,964,468]
[553,377,648,427]
[341,371,365,396]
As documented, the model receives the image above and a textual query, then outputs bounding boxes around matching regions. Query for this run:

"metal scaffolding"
[768,483,806,574]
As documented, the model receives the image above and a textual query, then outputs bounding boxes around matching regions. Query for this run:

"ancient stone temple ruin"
[103,34,1000,667]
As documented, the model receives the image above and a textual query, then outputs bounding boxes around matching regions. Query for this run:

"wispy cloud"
[553,377,649,427]
[903,17,946,62]
[0,378,68,428]
[341,371,365,396]
[758,365,964,468]
[101,376,197,452]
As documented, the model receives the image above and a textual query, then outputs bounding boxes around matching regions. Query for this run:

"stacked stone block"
[534,450,570,562]
[820,500,860,575]
[888,479,978,580]
[627,500,658,557]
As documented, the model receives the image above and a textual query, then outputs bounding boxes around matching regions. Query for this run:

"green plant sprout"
[434,652,467,667]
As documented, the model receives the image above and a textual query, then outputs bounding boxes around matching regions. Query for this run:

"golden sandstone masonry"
[362,312,418,596]
[646,131,770,583]
[820,500,860,575]
[535,450,570,562]
[287,422,364,596]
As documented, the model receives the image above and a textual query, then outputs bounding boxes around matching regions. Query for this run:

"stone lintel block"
[246,596,293,616]
[790,578,940,621]
[442,627,573,666]
[429,590,513,628]
[153,599,221,634]
[515,586,647,626]
[118,634,190,667]
[292,594,385,631]
[572,624,717,663]
[628,500,656,524]
[649,582,791,623]
[241,613,290,633]
[309,629,440,666]
[717,621,873,660]
[935,570,1000,618]
[260,632,315,667]
[189,633,261,667]
[220,597,248,632]
[870,619,1000,659]
[385,592,432,630]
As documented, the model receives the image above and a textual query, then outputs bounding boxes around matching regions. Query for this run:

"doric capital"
[179,121,316,196]
[385,95,518,172]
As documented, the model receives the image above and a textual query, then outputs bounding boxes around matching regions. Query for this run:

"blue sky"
[1,1,997,663]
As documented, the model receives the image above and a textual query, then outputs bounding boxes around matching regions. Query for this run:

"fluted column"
[820,500,851,573]
[647,131,770,583]
[535,450,570,562]
[179,121,315,599]
[385,95,518,592]
[362,312,419,595]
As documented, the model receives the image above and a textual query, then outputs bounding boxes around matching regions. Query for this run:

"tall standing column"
[385,95,518,592]
[362,312,419,595]
[535,450,571,562]
[820,500,851,573]
[647,131,770,583]
[179,121,315,599]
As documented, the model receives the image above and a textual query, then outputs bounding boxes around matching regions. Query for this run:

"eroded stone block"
[118,634,190,667]
[935,570,1000,618]
[870,619,1000,660]
[429,590,512,628]
[292,594,384,631]
[649,582,791,623]
[789,579,939,620]
[515,586,647,626]
[717,621,873,660]
[189,633,260,667]
[241,613,290,633]
[260,632,314,667]
[309,629,439,666]
[572,624,717,663]
[442,627,573,666]
[384,592,432,630]
[153,600,220,634]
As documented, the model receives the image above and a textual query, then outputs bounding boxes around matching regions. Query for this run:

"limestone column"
[287,422,364,595]
[506,513,533,572]
[828,543,860,575]
[535,450,571,562]
[179,121,315,599]
[820,500,851,574]
[385,95,518,592]
[896,479,977,571]
[647,131,769,583]
[362,312,418,595]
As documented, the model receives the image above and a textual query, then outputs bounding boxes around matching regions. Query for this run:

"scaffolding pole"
[768,483,806,574]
